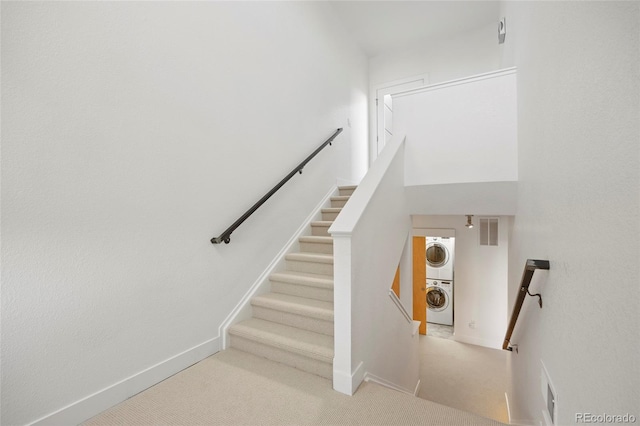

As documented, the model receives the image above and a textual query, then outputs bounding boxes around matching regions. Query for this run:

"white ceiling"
[329,1,500,57]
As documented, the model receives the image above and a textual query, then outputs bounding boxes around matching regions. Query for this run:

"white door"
[374,76,427,157]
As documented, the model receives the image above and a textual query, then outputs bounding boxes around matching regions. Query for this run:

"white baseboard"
[333,361,365,396]
[29,336,220,426]
[454,333,501,350]
[413,379,421,396]
[352,361,365,393]
[218,185,338,349]
[363,372,419,396]
[509,418,535,425]
[333,369,354,395]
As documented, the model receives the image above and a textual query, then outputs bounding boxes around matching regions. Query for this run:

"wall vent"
[541,361,558,426]
[479,218,499,246]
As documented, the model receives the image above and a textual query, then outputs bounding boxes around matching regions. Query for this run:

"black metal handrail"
[211,128,343,244]
[503,259,550,351]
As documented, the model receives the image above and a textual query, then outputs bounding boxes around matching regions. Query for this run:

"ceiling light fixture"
[465,215,474,229]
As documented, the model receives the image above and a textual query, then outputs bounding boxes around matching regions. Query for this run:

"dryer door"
[426,243,449,268]
[426,287,449,312]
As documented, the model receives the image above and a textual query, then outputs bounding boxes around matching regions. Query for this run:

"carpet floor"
[84,348,503,425]
[417,335,509,423]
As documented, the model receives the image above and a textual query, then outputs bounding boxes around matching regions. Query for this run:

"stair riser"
[311,226,331,237]
[271,281,333,302]
[331,199,347,208]
[338,188,355,196]
[252,306,334,336]
[229,335,332,379]
[300,241,333,254]
[321,211,339,221]
[286,259,333,275]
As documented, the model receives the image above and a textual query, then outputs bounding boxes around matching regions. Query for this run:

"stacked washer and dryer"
[425,237,455,326]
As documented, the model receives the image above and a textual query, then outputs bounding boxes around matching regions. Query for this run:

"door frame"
[412,236,427,335]
[369,73,428,165]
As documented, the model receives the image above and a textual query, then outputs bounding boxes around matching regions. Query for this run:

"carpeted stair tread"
[285,252,333,264]
[299,235,333,244]
[252,293,333,321]
[330,195,350,208]
[338,186,357,197]
[269,271,334,301]
[229,318,333,363]
[320,207,343,222]
[310,221,333,227]
[310,221,333,237]
[270,271,334,288]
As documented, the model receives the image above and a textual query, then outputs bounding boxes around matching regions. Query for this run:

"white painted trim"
[509,419,536,426]
[506,392,512,424]
[29,336,220,426]
[219,186,338,349]
[394,67,516,99]
[352,361,365,393]
[333,360,365,396]
[369,74,428,165]
[412,227,456,238]
[332,234,354,396]
[412,321,421,337]
[363,372,419,396]
[333,369,354,395]
[388,289,412,323]
[540,360,558,426]
[454,333,501,350]
[370,73,430,94]
[329,135,405,236]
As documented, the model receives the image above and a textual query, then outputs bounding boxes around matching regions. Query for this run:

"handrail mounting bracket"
[502,259,550,351]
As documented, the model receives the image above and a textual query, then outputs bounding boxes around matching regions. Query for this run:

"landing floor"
[417,335,509,423]
[426,322,454,339]
[85,347,503,425]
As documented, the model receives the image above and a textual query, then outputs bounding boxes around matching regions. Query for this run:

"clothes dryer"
[426,237,455,280]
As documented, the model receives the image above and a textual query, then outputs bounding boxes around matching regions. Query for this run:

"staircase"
[228,185,356,380]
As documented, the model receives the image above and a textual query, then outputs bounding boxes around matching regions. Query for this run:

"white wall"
[498,2,640,424]
[369,23,501,90]
[368,23,501,161]
[405,182,518,216]
[394,69,518,186]
[0,2,368,424]
[413,216,509,349]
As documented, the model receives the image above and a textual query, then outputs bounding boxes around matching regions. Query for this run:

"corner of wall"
[29,337,221,426]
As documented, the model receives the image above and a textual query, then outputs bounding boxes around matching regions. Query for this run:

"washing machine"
[426,279,453,326]
[426,237,455,280]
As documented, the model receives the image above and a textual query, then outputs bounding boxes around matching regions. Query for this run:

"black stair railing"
[503,259,550,351]
[211,128,343,245]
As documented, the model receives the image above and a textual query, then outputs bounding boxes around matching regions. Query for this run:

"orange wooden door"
[391,266,400,297]
[412,236,427,334]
